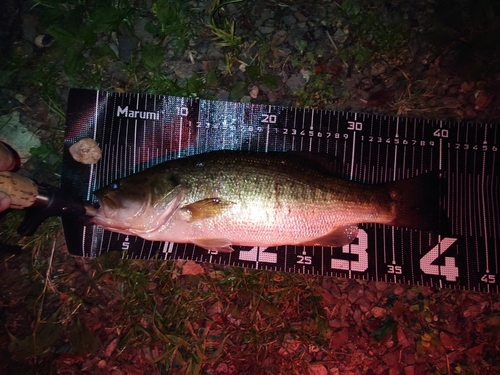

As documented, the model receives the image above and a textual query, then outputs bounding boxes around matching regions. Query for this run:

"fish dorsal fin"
[192,238,234,253]
[181,198,234,222]
[302,225,359,248]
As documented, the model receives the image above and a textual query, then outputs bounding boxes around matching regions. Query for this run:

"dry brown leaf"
[397,325,412,348]
[105,338,118,357]
[467,343,484,362]
[308,364,329,375]
[439,332,461,350]
[329,328,349,350]
[181,260,205,275]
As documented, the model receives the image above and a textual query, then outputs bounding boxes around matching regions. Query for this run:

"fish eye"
[111,181,120,190]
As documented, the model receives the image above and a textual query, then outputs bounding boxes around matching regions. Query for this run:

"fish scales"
[163,153,391,242]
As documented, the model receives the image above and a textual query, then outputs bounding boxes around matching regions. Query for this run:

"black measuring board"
[61,89,499,292]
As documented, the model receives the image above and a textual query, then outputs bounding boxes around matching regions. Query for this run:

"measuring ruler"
[61,89,499,292]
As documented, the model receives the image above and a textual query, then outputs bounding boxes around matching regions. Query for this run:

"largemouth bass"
[92,151,444,252]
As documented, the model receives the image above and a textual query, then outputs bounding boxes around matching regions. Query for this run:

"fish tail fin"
[387,171,447,232]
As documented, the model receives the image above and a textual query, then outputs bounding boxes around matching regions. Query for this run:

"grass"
[2,242,333,374]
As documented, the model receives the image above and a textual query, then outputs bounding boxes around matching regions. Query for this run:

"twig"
[325,30,338,53]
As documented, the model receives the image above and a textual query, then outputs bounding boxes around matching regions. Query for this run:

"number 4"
[420,238,458,281]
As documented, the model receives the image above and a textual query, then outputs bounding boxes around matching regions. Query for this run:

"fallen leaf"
[181,260,205,275]
[473,90,493,110]
[439,332,461,350]
[308,364,328,375]
[329,328,349,350]
[105,338,118,358]
[486,315,500,326]
[397,325,412,348]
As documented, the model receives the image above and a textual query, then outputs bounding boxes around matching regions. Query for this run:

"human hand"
[0,142,18,212]
[0,191,12,212]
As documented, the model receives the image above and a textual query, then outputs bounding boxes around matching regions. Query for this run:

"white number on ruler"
[239,246,277,263]
[261,114,277,123]
[347,121,363,131]
[331,229,368,272]
[177,106,189,116]
[297,255,312,265]
[122,236,130,251]
[420,238,458,281]
[387,265,402,274]
[433,128,449,138]
[481,274,496,284]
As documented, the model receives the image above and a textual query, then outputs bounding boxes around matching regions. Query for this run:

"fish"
[91,151,445,252]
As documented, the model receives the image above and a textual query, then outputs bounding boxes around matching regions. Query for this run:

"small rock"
[282,14,296,26]
[371,306,387,318]
[356,296,371,312]
[258,26,274,35]
[271,30,287,46]
[294,11,308,22]
[117,33,138,61]
[333,28,348,44]
[206,44,224,60]
[300,69,312,82]
[260,9,275,21]
[370,60,388,76]
[133,17,154,44]
[249,85,259,99]
[69,138,102,164]
[34,34,54,48]
[375,281,388,291]
[382,351,400,367]
[394,285,406,295]
[285,73,307,92]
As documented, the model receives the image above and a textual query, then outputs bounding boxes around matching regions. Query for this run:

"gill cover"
[93,170,183,233]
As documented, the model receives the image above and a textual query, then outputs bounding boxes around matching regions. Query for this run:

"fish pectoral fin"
[181,198,233,222]
[192,238,234,253]
[303,225,359,248]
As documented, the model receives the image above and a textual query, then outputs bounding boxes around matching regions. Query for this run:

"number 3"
[331,229,368,272]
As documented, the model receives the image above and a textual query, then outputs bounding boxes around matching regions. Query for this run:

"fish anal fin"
[302,225,359,248]
[181,198,233,222]
[192,238,234,253]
